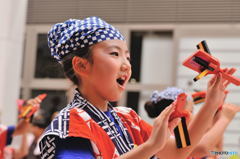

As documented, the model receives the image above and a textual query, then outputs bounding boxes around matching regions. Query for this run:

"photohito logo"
[210,151,239,159]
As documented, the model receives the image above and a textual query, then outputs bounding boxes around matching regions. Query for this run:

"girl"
[39,16,228,159]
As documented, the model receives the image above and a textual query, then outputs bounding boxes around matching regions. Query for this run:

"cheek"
[96,59,119,75]
[91,65,117,87]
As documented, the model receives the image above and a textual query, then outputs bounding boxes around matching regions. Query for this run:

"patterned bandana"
[151,87,185,104]
[48,16,125,61]
[40,89,134,158]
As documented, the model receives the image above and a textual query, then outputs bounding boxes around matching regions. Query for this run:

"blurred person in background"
[1,93,51,159]
[0,120,29,159]
[144,86,240,159]
[20,109,58,159]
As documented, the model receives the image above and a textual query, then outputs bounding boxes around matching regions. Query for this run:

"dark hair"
[144,99,174,118]
[30,109,52,128]
[61,47,92,85]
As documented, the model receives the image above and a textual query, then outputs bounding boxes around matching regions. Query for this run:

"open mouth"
[117,78,125,86]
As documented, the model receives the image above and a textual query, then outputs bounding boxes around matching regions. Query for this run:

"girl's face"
[85,40,132,102]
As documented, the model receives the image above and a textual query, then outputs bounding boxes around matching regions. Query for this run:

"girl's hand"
[146,104,180,152]
[205,67,235,109]
[26,98,41,106]
[205,68,235,109]
[205,73,225,109]
[26,93,47,106]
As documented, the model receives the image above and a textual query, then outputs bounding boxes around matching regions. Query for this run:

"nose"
[120,58,131,72]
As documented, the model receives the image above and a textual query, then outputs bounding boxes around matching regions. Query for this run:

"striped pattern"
[40,136,56,159]
[197,40,211,55]
[193,40,212,82]
[193,97,205,104]
[174,117,191,148]
[27,0,240,24]
[193,69,209,82]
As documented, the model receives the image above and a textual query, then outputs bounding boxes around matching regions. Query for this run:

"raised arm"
[156,73,227,159]
[190,103,240,158]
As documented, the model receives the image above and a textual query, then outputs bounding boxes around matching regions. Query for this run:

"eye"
[110,52,119,56]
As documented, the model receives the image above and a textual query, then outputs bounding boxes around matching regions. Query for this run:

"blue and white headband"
[48,16,125,61]
[151,87,185,104]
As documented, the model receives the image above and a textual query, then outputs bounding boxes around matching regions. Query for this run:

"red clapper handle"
[220,68,240,86]
[170,93,190,121]
[18,93,47,119]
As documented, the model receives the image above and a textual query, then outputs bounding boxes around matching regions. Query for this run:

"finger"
[223,68,236,88]
[33,96,42,103]
[169,118,181,129]
[169,118,181,134]
[223,81,231,88]
[221,68,229,84]
[222,68,228,71]
[26,99,40,106]
[26,99,35,105]
[165,104,175,120]
[226,68,236,75]
[219,73,225,90]
[214,73,224,89]
[208,74,217,87]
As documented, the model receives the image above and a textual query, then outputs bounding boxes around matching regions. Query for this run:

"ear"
[72,56,90,77]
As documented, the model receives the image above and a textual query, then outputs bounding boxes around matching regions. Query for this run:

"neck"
[78,86,109,112]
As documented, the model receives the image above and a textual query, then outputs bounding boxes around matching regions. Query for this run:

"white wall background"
[139,33,174,124]
[0,0,28,125]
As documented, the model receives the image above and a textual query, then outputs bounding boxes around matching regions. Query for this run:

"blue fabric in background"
[6,126,15,145]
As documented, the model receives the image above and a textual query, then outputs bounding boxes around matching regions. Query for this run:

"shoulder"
[44,108,71,137]
[114,106,145,129]
[39,106,93,145]
[114,106,141,120]
[114,106,152,143]
[114,106,132,113]
[39,107,87,159]
[114,106,152,130]
[114,106,137,115]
